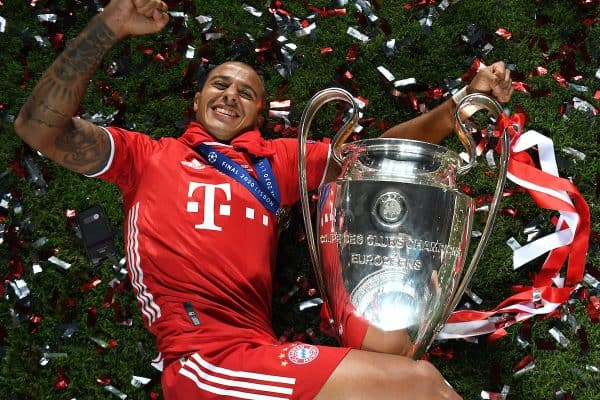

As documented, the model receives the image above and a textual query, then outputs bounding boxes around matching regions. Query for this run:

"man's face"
[194,62,265,142]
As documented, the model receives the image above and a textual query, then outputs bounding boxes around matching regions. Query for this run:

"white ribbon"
[506,130,579,268]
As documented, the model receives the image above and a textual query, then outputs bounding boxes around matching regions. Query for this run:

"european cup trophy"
[299,88,509,359]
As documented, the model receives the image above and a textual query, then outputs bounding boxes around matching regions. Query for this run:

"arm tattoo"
[55,122,109,173]
[23,17,116,128]
[18,16,116,173]
[52,17,116,85]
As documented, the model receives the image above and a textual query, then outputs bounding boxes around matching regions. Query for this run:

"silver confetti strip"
[48,256,71,270]
[130,375,151,388]
[561,304,579,331]
[32,257,43,274]
[585,365,599,373]
[583,273,600,290]
[573,97,598,116]
[464,288,483,305]
[185,45,195,59]
[242,3,263,17]
[513,361,535,377]
[0,16,5,33]
[346,26,369,43]
[0,193,11,209]
[393,78,417,88]
[562,146,586,161]
[438,0,451,11]
[9,279,30,299]
[485,149,496,168]
[268,110,290,118]
[299,297,323,311]
[295,22,316,37]
[90,336,109,349]
[33,237,48,248]
[23,152,48,189]
[549,326,570,348]
[567,83,588,92]
[62,324,77,340]
[516,335,530,349]
[377,66,395,82]
[195,15,212,24]
[204,32,225,40]
[105,385,127,399]
[532,289,542,303]
[39,352,68,366]
[507,236,522,251]
[36,13,57,23]
[168,11,186,19]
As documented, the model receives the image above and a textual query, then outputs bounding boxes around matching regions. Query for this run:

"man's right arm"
[14,0,169,175]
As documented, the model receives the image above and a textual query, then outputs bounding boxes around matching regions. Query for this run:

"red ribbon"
[445,112,590,330]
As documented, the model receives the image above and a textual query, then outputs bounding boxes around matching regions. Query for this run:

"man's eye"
[213,82,227,89]
[240,91,253,99]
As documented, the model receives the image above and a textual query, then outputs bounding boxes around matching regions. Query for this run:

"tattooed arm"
[14,0,169,175]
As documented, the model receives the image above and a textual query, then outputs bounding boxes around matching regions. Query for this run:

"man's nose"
[223,84,238,103]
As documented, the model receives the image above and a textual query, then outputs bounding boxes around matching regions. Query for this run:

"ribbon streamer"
[439,113,590,339]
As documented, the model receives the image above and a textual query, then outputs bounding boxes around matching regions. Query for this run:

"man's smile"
[213,105,239,118]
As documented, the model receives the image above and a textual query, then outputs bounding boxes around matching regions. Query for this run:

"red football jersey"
[93,122,331,362]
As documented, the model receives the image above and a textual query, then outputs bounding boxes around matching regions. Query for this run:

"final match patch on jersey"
[287,344,319,365]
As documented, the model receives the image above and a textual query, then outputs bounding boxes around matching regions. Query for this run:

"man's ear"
[193,92,200,112]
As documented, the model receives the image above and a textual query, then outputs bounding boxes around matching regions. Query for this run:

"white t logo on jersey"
[187,182,231,231]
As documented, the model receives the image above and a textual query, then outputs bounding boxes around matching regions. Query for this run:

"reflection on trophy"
[299,88,509,359]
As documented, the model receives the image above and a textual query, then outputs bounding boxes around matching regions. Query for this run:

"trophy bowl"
[299,89,509,359]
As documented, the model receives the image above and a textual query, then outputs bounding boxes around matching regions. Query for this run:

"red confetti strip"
[81,277,102,292]
[55,369,70,391]
[495,28,512,39]
[103,286,115,308]
[428,344,454,359]
[87,306,97,327]
[29,314,42,334]
[577,327,589,351]
[379,18,392,36]
[345,43,360,61]
[96,376,112,385]
[535,339,557,350]
[551,72,569,88]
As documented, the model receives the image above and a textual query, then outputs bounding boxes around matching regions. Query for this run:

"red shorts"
[161,341,350,400]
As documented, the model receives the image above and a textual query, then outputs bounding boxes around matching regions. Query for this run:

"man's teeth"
[215,107,237,117]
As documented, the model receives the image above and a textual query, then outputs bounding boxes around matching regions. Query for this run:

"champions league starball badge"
[207,151,218,164]
[287,344,319,365]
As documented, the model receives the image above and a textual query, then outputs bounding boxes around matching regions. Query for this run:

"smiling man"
[194,62,267,142]
[14,1,513,399]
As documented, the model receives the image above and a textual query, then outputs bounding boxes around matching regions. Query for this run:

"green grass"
[0,0,598,399]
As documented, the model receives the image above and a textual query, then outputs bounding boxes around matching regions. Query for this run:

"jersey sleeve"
[87,126,161,194]
[269,138,332,207]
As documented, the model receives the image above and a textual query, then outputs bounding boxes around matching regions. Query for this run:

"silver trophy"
[299,88,509,359]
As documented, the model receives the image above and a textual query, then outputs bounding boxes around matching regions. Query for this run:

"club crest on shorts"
[287,344,319,365]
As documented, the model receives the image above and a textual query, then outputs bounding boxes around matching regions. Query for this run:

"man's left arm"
[380,61,513,144]
[323,61,513,183]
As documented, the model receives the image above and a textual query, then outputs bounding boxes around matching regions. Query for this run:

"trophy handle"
[445,93,510,321]
[454,93,504,175]
[298,88,359,326]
